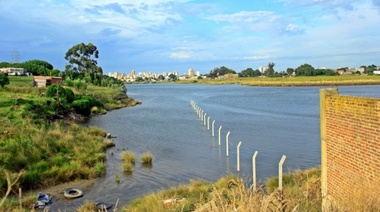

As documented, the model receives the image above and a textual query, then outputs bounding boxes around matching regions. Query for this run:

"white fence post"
[278,155,287,191]
[218,126,222,145]
[252,151,258,190]
[237,141,242,171]
[226,131,230,157]
[207,116,210,130]
[203,113,207,125]
[212,120,215,136]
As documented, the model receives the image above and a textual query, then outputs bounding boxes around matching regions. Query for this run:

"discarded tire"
[63,188,83,199]
[96,202,113,210]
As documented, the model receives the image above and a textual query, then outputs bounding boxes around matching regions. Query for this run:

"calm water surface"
[52,84,380,210]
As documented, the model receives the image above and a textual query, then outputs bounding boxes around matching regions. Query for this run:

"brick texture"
[321,89,380,208]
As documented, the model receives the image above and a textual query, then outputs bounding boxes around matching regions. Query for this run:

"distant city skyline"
[1,0,379,75]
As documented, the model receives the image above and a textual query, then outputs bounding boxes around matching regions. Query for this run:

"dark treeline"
[207,63,378,78]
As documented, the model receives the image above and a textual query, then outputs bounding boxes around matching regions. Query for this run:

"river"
[50,84,380,211]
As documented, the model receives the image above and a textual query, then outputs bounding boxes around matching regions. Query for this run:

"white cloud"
[279,0,359,11]
[170,52,191,59]
[30,36,53,46]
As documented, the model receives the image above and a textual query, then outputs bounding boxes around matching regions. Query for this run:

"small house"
[33,76,62,87]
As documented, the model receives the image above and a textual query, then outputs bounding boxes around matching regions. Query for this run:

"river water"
[51,84,380,210]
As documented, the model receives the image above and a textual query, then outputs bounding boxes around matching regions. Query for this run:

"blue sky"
[1,0,379,75]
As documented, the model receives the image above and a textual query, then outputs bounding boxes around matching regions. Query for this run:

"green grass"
[0,76,138,196]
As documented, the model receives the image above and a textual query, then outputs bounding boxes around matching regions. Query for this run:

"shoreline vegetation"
[1,76,379,210]
[172,75,380,86]
[0,76,140,210]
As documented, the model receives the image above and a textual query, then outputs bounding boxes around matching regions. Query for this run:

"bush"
[73,79,87,91]
[65,78,74,87]
[46,84,66,98]
[71,99,92,116]
[71,95,103,116]
[140,152,153,164]
[64,88,75,103]
[121,151,135,164]
[123,161,134,173]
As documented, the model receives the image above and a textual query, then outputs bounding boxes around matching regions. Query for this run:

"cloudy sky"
[1,0,379,75]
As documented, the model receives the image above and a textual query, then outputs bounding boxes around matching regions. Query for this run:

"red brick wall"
[321,89,380,208]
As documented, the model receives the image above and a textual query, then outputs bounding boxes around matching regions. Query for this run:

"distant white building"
[0,67,29,76]
[259,66,267,74]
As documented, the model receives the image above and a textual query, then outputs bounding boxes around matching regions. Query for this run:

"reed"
[121,151,136,164]
[122,168,322,212]
[77,200,97,212]
[140,152,153,164]
[123,161,134,173]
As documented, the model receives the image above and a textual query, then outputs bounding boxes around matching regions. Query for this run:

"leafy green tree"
[286,68,294,75]
[21,60,54,75]
[168,74,178,81]
[239,68,258,77]
[0,62,12,68]
[157,75,165,80]
[135,77,144,82]
[295,64,315,76]
[0,73,10,88]
[208,66,236,78]
[50,69,61,76]
[0,60,53,75]
[363,64,377,75]
[265,62,275,76]
[65,43,103,84]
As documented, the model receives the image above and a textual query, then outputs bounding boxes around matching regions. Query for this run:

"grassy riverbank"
[176,75,380,86]
[0,76,139,209]
[72,167,321,212]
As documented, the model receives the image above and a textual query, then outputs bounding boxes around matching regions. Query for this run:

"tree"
[21,60,54,75]
[239,68,256,77]
[265,62,275,76]
[65,43,103,84]
[157,75,165,81]
[286,68,294,75]
[0,73,10,88]
[168,74,178,81]
[208,66,236,78]
[0,60,53,76]
[135,77,144,82]
[295,64,315,76]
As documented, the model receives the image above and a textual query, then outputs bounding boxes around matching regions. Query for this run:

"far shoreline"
[148,75,380,87]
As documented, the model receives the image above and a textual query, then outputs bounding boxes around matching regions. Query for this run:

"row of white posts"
[190,100,287,191]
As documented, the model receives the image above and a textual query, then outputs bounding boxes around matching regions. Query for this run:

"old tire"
[63,188,83,199]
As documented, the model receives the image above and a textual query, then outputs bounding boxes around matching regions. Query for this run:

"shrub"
[46,84,66,98]
[121,151,135,164]
[123,161,134,173]
[71,99,91,116]
[140,152,153,164]
[73,79,87,91]
[65,78,74,87]
[64,88,75,103]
